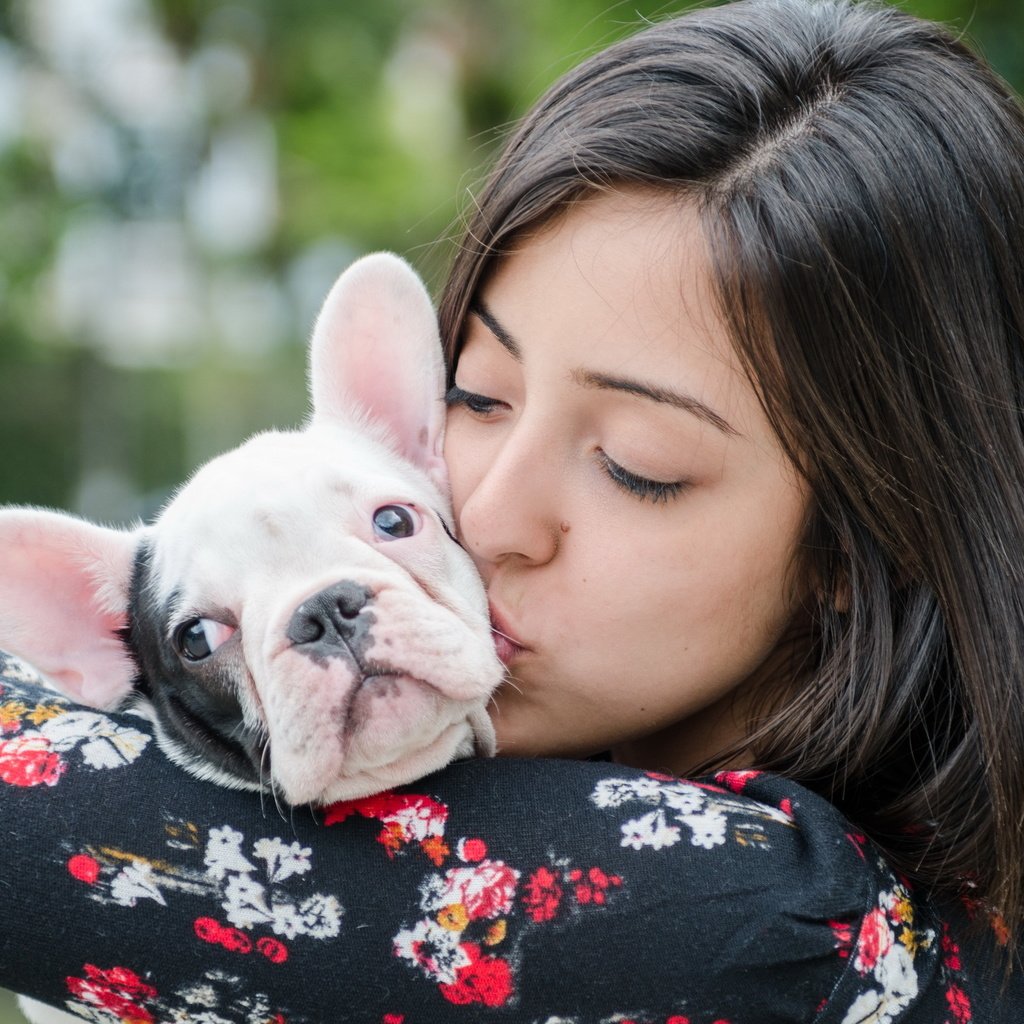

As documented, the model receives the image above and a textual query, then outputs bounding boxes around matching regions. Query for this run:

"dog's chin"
[289,717,479,807]
[146,698,493,807]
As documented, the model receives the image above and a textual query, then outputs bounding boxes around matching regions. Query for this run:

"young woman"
[1,0,1022,1020]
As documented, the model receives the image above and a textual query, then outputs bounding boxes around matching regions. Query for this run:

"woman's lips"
[489,604,528,665]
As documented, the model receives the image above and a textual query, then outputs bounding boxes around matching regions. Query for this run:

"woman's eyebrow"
[576,370,739,437]
[470,300,521,359]
[470,299,738,437]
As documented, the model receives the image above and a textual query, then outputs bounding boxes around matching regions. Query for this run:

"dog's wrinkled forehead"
[147,421,445,607]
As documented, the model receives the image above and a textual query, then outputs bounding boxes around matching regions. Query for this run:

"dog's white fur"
[0,253,503,1024]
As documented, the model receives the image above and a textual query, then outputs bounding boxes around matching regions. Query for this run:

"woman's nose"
[455,424,561,568]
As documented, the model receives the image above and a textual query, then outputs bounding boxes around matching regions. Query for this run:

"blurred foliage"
[0,0,1021,525]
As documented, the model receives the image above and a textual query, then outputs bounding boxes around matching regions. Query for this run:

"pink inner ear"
[309,253,447,481]
[345,351,442,464]
[0,512,137,709]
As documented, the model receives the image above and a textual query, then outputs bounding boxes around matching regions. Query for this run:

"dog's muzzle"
[286,580,376,664]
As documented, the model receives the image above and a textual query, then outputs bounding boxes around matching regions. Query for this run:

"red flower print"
[383,1015,405,1024]
[458,837,487,863]
[194,916,253,954]
[569,865,622,907]
[257,936,289,964]
[438,943,513,1007]
[941,923,962,971]
[220,926,253,953]
[522,866,563,923]
[853,907,893,975]
[714,770,762,793]
[0,734,66,787]
[194,916,224,943]
[946,983,972,1022]
[829,919,854,958]
[65,964,157,1023]
[445,860,519,921]
[324,792,449,860]
[68,853,101,884]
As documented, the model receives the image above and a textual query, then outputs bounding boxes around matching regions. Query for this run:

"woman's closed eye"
[445,384,505,417]
[596,450,690,504]
[447,382,690,504]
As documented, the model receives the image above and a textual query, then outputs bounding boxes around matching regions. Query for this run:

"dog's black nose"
[287,581,375,658]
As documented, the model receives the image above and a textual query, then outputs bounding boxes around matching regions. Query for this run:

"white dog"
[0,253,503,1024]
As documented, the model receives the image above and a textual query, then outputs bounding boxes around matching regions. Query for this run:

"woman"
[1,0,1021,1020]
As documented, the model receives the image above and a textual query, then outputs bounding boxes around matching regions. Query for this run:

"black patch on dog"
[119,541,264,787]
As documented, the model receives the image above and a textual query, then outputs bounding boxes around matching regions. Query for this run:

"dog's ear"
[309,252,448,489]
[0,509,138,708]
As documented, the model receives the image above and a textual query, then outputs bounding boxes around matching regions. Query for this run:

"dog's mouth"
[161,690,264,787]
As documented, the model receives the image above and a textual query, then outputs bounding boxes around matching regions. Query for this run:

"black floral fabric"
[0,652,1019,1023]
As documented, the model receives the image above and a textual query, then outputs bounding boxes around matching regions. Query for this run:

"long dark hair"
[438,0,1024,935]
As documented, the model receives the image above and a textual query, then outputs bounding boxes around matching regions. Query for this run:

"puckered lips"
[488,602,529,665]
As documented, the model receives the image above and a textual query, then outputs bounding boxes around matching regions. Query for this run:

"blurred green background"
[1,0,1022,1018]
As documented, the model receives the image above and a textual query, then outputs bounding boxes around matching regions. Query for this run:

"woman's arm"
[0,662,941,1023]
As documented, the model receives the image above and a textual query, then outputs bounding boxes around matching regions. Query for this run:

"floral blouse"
[0,652,1018,1023]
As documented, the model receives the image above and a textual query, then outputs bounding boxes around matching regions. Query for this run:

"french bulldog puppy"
[0,251,502,809]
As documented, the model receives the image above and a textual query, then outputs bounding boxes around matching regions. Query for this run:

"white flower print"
[590,776,663,808]
[38,710,151,769]
[840,945,917,1024]
[223,873,275,930]
[839,889,928,1024]
[298,892,343,938]
[270,901,304,940]
[660,783,706,816]
[419,872,450,908]
[620,809,682,851]
[205,826,257,879]
[186,823,346,943]
[253,837,312,882]
[156,971,283,1024]
[681,810,728,849]
[875,943,918,1011]
[110,860,168,907]
[592,773,794,855]
[177,984,219,1008]
[393,918,470,984]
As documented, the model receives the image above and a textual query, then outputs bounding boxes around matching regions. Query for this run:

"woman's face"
[444,191,811,773]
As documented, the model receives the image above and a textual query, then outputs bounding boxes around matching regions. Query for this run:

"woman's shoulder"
[1,664,1020,1022]
[428,758,963,1020]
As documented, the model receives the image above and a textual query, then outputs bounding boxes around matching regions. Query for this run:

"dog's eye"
[175,618,235,661]
[372,504,420,540]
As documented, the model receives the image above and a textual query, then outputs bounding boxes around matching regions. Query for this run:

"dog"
[0,250,502,802]
[1,253,503,1024]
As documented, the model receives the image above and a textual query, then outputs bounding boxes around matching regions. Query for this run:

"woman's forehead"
[471,190,773,442]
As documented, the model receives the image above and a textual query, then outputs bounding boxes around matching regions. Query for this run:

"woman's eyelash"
[597,451,689,504]
[446,388,687,504]
[445,385,501,415]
